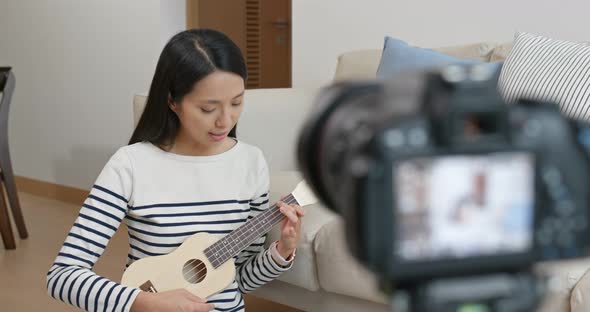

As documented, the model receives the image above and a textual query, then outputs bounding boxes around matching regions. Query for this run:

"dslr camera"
[297,64,590,312]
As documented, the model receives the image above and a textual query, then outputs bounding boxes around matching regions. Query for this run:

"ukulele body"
[121,232,236,298]
[120,180,318,298]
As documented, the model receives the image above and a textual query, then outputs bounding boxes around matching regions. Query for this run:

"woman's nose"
[215,109,232,128]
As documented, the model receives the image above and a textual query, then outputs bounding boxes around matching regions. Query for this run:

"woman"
[46,29,304,312]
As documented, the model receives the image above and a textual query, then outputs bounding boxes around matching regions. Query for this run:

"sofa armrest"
[314,218,390,304]
[265,170,339,291]
[266,171,338,244]
[568,260,590,311]
[267,171,336,246]
[533,258,590,312]
[266,201,339,250]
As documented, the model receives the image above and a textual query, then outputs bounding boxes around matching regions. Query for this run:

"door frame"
[185,0,292,88]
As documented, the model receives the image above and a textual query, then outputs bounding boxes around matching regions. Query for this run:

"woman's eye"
[232,102,242,107]
[201,108,215,113]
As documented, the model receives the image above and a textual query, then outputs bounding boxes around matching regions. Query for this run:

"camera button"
[384,129,405,148]
[556,200,575,216]
[408,128,427,146]
[556,232,574,247]
[542,167,562,187]
[561,219,577,232]
[574,218,588,230]
[524,119,542,137]
[541,218,558,232]
[577,127,590,147]
[542,247,559,259]
[537,231,552,245]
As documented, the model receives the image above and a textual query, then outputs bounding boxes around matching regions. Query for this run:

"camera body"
[297,64,590,301]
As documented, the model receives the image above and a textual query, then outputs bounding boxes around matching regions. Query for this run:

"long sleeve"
[46,148,140,312]
[234,155,293,294]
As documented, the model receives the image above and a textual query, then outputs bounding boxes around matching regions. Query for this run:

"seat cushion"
[314,218,389,304]
[266,170,339,291]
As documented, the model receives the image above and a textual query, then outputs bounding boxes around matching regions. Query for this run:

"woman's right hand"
[131,289,215,312]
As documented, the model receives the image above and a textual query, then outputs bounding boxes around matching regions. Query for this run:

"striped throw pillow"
[498,32,590,120]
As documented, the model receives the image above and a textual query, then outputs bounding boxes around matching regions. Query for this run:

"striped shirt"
[46,140,292,312]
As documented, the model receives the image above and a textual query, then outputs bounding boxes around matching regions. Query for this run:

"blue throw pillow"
[376,36,481,79]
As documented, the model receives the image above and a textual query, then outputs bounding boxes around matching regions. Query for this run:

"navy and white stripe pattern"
[47,142,291,312]
[499,32,590,120]
[47,184,139,312]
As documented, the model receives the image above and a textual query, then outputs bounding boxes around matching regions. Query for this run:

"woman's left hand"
[276,199,306,259]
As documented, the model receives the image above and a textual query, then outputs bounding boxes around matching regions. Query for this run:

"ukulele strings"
[182,196,298,281]
[182,196,299,282]
[146,196,299,288]
[202,194,298,263]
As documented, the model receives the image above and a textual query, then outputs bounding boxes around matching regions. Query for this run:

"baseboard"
[15,176,88,206]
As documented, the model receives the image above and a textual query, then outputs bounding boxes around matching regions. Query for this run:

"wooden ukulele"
[121,180,318,297]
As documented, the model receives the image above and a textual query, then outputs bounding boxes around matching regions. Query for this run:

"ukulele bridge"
[139,280,158,293]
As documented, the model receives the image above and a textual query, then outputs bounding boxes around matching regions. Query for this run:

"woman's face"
[170,70,245,152]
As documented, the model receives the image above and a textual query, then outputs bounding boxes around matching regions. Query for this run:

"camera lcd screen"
[394,152,535,261]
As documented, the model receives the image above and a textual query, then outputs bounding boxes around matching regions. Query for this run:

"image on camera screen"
[394,152,535,261]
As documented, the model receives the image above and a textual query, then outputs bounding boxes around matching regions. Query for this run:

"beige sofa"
[133,41,590,312]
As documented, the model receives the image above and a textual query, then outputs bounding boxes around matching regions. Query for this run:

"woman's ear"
[168,95,179,113]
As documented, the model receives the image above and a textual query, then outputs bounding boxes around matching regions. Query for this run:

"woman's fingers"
[279,202,299,223]
[294,205,306,216]
[183,290,206,303]
[277,200,306,231]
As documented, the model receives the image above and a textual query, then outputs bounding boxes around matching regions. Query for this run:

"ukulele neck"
[204,194,298,268]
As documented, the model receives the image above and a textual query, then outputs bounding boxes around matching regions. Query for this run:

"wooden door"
[187,0,291,89]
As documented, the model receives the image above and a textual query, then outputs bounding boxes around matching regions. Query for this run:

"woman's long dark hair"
[129,29,247,146]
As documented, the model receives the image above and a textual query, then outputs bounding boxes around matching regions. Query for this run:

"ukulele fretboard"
[203,194,298,268]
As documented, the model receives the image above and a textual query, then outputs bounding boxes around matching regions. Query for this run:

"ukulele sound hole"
[139,280,158,293]
[182,259,207,284]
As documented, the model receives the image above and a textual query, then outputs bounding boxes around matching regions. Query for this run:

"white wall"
[3,0,588,189]
[160,0,186,47]
[0,0,163,189]
[292,0,590,88]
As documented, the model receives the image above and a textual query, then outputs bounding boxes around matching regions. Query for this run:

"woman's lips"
[209,131,228,141]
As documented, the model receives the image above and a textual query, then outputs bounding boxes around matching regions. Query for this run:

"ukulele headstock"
[291,180,318,207]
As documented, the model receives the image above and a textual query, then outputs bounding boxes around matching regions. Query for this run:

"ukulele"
[121,180,318,297]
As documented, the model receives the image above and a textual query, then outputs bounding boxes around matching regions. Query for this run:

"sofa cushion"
[499,32,590,120]
[491,41,590,63]
[266,170,339,292]
[334,42,496,82]
[314,218,389,304]
[376,37,496,79]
